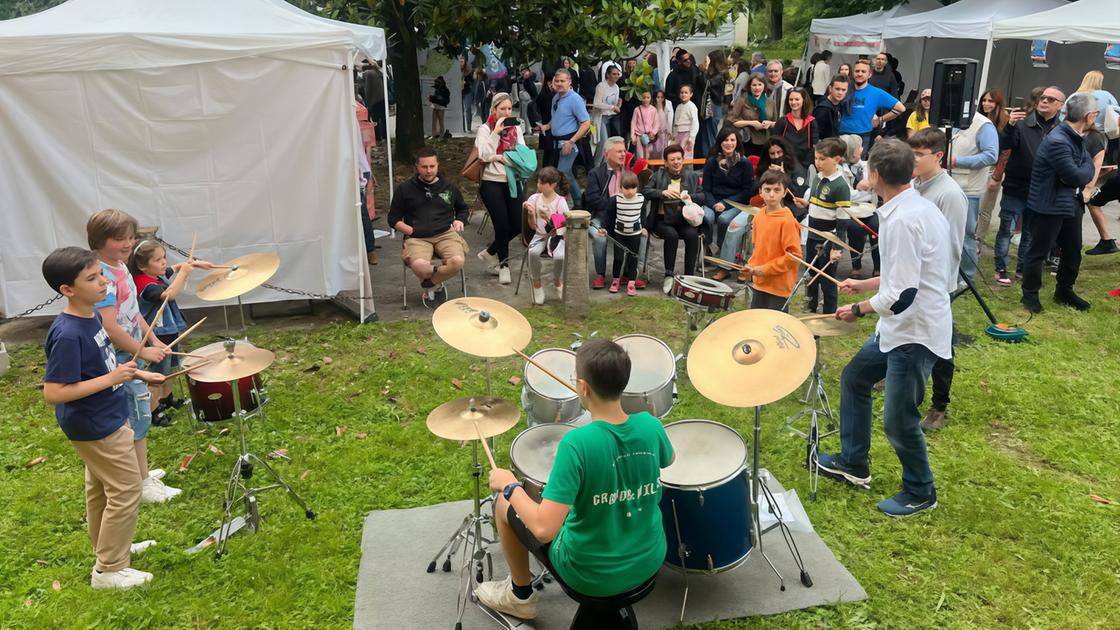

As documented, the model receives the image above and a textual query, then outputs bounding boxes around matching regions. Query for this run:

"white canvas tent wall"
[879,0,1066,98]
[982,0,1120,99]
[807,0,942,62]
[0,0,386,321]
[654,16,740,97]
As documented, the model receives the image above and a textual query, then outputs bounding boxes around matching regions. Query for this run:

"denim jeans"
[699,104,721,156]
[994,193,1030,274]
[717,209,750,262]
[462,93,475,131]
[557,141,582,207]
[959,195,981,281]
[838,335,937,497]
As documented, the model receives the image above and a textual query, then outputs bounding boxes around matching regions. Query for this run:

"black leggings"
[479,180,523,264]
[613,233,642,279]
[654,220,700,276]
[846,212,880,271]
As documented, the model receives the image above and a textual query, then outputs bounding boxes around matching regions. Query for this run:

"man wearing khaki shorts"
[388,147,471,303]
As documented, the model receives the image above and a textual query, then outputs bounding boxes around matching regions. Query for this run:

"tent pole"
[383,62,394,203]
[977,34,995,95]
[349,49,370,323]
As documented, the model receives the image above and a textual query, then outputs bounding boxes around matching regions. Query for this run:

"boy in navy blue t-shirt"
[42,247,163,591]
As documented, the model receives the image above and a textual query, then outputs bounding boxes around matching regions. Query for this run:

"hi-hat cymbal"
[196,252,281,302]
[427,396,520,441]
[187,342,275,383]
[432,297,532,358]
[798,314,857,337]
[725,200,761,216]
[687,310,816,408]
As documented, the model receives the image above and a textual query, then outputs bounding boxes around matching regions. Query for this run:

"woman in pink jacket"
[630,89,661,160]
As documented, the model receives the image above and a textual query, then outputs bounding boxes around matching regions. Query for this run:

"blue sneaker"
[817,453,871,489]
[877,488,938,518]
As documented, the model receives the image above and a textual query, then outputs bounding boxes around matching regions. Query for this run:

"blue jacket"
[584,162,619,228]
[1027,123,1094,218]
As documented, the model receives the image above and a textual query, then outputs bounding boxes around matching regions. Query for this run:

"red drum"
[670,275,735,312]
[184,341,267,422]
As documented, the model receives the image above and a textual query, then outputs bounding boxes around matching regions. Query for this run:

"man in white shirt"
[817,138,952,518]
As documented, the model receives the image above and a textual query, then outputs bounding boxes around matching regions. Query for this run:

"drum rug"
[354,475,866,629]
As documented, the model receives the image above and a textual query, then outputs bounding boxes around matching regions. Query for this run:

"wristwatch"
[503,482,522,500]
[852,302,866,318]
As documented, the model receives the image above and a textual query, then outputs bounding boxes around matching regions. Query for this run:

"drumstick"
[165,317,208,349]
[169,351,207,358]
[703,255,745,271]
[473,420,497,469]
[165,360,209,379]
[786,252,843,287]
[804,225,861,255]
[799,313,839,321]
[188,232,197,261]
[840,206,879,238]
[131,295,170,363]
[511,347,580,396]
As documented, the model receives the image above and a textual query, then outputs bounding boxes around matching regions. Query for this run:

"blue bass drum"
[659,419,752,573]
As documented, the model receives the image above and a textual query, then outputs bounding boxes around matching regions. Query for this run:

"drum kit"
[667,274,739,359]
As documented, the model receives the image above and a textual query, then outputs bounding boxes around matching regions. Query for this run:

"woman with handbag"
[474,93,526,284]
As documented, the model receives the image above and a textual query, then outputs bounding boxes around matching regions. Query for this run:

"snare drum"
[184,341,268,422]
[660,419,752,573]
[521,348,582,426]
[509,424,574,502]
[670,275,735,312]
[614,334,676,418]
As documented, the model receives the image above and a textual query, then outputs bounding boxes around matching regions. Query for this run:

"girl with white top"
[673,84,700,159]
[475,93,526,284]
[521,167,569,305]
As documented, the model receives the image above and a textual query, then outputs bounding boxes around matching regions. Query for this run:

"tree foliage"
[0,0,63,20]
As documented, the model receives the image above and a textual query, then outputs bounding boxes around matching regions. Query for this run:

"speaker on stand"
[929,57,979,173]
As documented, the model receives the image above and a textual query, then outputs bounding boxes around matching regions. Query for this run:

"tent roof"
[992,0,1117,44]
[810,0,943,37]
[882,0,1068,40]
[0,0,385,75]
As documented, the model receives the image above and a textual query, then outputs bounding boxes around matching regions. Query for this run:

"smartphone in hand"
[502,117,521,128]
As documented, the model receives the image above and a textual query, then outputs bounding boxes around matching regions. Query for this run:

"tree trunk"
[382,1,424,164]
[769,0,783,41]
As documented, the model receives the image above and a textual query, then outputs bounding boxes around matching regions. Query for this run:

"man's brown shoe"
[920,408,947,432]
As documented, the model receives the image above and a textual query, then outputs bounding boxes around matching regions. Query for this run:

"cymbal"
[187,342,275,383]
[432,297,532,358]
[724,200,761,216]
[797,314,857,337]
[687,310,816,408]
[804,225,861,255]
[195,252,280,301]
[426,396,520,441]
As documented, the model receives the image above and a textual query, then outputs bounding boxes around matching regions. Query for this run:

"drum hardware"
[687,310,817,593]
[785,333,839,503]
[188,339,314,559]
[787,252,843,287]
[781,246,834,313]
[196,252,281,337]
[568,330,598,352]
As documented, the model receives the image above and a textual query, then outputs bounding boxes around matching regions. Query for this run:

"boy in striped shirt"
[610,170,646,296]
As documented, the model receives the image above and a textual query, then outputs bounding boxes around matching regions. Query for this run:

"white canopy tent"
[0,0,387,321]
[807,0,943,57]
[982,0,1120,98]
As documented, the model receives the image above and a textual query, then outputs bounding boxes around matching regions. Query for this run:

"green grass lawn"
[2,253,1118,629]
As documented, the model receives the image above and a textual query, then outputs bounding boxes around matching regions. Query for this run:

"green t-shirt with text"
[542,412,674,596]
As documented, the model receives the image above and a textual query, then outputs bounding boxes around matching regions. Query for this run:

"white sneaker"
[141,476,181,503]
[531,285,545,305]
[90,567,153,590]
[478,250,501,275]
[130,540,158,555]
[555,284,563,300]
[663,275,675,295]
[498,267,511,285]
[148,468,165,480]
[474,576,539,620]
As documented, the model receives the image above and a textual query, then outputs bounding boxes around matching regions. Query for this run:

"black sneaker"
[1085,239,1118,255]
[1021,294,1043,313]
[1054,288,1090,311]
[152,410,175,427]
[817,453,871,489]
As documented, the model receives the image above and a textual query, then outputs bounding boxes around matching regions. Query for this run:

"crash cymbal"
[427,396,520,441]
[804,225,861,255]
[432,297,532,358]
[797,314,857,337]
[724,200,761,216]
[195,252,281,301]
[687,310,816,408]
[186,340,275,383]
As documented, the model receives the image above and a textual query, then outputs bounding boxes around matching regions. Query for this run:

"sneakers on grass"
[148,468,165,480]
[994,270,1011,287]
[878,488,938,518]
[817,453,871,489]
[474,576,539,620]
[91,567,153,590]
[141,475,182,504]
[130,540,158,555]
[531,285,545,305]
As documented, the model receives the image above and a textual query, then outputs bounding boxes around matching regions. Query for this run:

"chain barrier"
[3,293,65,321]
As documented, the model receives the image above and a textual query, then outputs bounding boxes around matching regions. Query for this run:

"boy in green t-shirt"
[476,340,675,620]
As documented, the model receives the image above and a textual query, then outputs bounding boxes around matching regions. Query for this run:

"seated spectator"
[521,167,569,305]
[703,128,756,278]
[643,144,709,291]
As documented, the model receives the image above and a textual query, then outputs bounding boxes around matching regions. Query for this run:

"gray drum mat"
[354,476,866,629]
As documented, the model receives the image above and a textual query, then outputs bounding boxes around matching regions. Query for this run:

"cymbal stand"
[780,259,820,313]
[677,304,720,365]
[220,294,250,339]
[785,336,837,501]
[749,405,812,591]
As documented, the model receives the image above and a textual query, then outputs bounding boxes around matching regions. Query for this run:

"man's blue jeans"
[838,335,937,498]
[994,193,1031,274]
[959,195,981,281]
[557,141,582,207]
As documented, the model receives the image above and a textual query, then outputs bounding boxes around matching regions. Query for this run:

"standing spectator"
[887,54,905,99]
[840,60,905,152]
[907,89,931,137]
[609,171,646,296]
[765,61,794,119]
[475,93,528,284]
[992,86,1063,286]
[517,65,541,131]
[975,89,1011,246]
[837,63,852,81]
[363,61,387,142]
[1075,70,1120,255]
[731,59,751,102]
[672,84,700,160]
[592,65,623,164]
[725,73,772,158]
[839,134,880,277]
[1020,93,1098,313]
[869,52,900,98]
[699,51,728,159]
[772,87,820,167]
[428,76,450,139]
[536,76,557,168]
[949,103,1000,284]
[471,68,489,129]
[813,75,849,140]
[749,52,765,74]
[643,144,709,289]
[577,56,598,104]
[665,50,703,109]
[646,52,662,90]
[811,51,833,100]
[541,68,592,206]
[653,89,674,156]
[461,55,477,132]
[630,89,660,161]
[704,128,756,275]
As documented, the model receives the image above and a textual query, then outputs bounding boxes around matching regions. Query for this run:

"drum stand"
[786,336,837,501]
[677,305,720,364]
[206,370,315,560]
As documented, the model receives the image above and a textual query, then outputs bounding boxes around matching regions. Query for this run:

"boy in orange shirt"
[740,170,803,311]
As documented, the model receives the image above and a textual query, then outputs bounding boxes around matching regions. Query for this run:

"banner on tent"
[1031,40,1049,68]
[811,34,882,57]
[1106,43,1120,71]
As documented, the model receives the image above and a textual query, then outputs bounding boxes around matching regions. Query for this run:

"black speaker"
[929,58,978,128]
